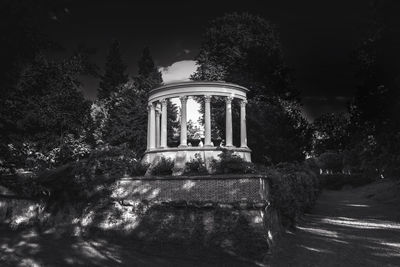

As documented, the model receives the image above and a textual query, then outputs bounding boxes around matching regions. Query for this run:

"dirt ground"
[1,180,399,267]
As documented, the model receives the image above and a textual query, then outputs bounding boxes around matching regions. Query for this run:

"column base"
[178,144,188,148]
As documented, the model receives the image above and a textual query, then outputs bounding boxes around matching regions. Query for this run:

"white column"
[146,105,150,150]
[179,96,188,147]
[204,95,212,146]
[225,96,233,147]
[160,98,168,148]
[155,108,161,148]
[240,99,248,148]
[149,102,156,149]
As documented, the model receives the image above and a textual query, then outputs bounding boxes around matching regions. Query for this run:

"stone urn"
[189,139,201,147]
[212,138,222,147]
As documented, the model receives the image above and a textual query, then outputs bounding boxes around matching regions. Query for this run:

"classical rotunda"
[142,81,251,174]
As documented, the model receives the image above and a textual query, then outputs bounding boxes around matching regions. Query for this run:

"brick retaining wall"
[113,174,270,204]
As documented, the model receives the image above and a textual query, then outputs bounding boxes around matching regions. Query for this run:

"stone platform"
[110,174,281,261]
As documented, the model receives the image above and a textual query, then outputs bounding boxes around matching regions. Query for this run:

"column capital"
[179,95,188,103]
[148,102,155,109]
[204,95,212,103]
[160,98,167,105]
[225,96,234,104]
[240,99,248,107]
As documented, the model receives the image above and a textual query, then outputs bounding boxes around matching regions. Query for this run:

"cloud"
[159,60,197,84]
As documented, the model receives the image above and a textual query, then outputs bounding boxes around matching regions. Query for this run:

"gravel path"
[269,181,400,267]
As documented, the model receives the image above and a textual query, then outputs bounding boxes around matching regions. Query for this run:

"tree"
[1,54,92,171]
[349,1,400,137]
[98,40,128,99]
[192,13,311,163]
[247,97,313,164]
[346,1,400,179]
[0,0,66,172]
[134,47,163,92]
[167,100,179,145]
[135,47,179,145]
[0,0,64,90]
[187,120,201,140]
[103,47,179,153]
[192,12,297,100]
[312,113,350,156]
[103,82,148,153]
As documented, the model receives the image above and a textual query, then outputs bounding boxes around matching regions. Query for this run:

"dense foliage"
[311,9,400,181]
[192,13,312,164]
[267,162,320,227]
[312,113,350,156]
[184,153,208,175]
[98,40,128,99]
[192,13,296,99]
[96,47,179,155]
[211,149,256,174]
[102,82,148,154]
[0,54,93,173]
[150,157,174,176]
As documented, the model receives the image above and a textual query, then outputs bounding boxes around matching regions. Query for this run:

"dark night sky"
[44,0,400,120]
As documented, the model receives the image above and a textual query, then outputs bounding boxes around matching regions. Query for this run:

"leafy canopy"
[192,13,311,163]
[98,39,128,99]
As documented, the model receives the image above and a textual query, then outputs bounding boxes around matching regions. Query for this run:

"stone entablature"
[143,81,251,173]
[148,81,248,103]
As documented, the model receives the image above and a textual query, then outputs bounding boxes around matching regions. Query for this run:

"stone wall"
[0,175,282,262]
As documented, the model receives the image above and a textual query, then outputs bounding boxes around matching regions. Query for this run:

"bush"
[267,162,320,227]
[184,153,208,175]
[151,157,174,176]
[212,149,256,174]
[74,144,147,179]
[33,145,147,203]
[24,134,91,173]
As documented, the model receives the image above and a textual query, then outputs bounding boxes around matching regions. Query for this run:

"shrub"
[34,145,147,203]
[24,134,91,173]
[74,144,147,178]
[212,149,256,174]
[184,153,207,175]
[151,157,174,176]
[0,174,47,198]
[267,162,320,227]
